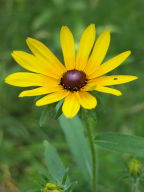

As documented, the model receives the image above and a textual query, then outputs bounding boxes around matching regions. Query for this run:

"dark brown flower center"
[60,70,87,91]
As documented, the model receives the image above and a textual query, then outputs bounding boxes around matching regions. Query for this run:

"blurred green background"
[0,0,144,191]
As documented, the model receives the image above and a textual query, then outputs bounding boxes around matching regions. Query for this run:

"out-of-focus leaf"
[39,105,55,127]
[0,130,3,146]
[52,0,64,6]
[40,102,63,126]
[39,107,49,127]
[95,133,144,157]
[43,140,70,184]
[59,115,92,180]
[64,181,78,192]
[32,11,53,30]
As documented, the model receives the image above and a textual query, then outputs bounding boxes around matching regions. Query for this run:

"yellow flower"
[5,24,137,118]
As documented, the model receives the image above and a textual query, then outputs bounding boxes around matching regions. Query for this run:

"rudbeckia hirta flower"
[5,24,137,118]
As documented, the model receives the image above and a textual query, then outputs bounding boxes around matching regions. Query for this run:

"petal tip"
[61,26,65,31]
[63,113,75,119]
[35,100,45,106]
[26,37,34,43]
[102,29,110,40]
[18,92,25,97]
[61,25,68,29]
[26,37,32,40]
[104,29,110,34]
[131,76,138,81]
[86,24,96,32]
[89,24,96,31]
[11,50,16,55]
[60,26,70,34]
[126,50,131,56]
[11,50,20,57]
[35,102,40,106]
[116,92,122,96]
[90,23,95,27]
[63,111,79,118]
[4,76,10,84]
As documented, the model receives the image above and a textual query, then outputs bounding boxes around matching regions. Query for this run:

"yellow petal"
[85,30,110,75]
[11,51,61,79]
[60,26,75,70]
[83,81,97,91]
[26,37,66,73]
[19,85,62,97]
[95,86,122,96]
[77,91,97,109]
[36,90,69,106]
[90,51,131,78]
[12,51,39,73]
[76,24,96,70]
[62,92,80,118]
[5,72,59,87]
[92,75,138,86]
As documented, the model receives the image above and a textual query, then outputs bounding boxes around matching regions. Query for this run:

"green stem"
[84,114,96,192]
[131,179,140,192]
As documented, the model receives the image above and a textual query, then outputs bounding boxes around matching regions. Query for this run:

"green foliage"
[39,105,56,127]
[39,103,56,127]
[95,133,144,157]
[59,115,92,181]
[39,102,63,127]
[44,140,67,184]
[44,141,77,192]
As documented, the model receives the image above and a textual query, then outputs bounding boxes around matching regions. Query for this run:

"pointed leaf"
[43,140,69,184]
[62,168,69,185]
[95,133,144,157]
[55,100,63,119]
[59,115,92,180]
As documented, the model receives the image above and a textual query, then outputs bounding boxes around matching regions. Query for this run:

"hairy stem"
[131,179,140,192]
[84,113,96,192]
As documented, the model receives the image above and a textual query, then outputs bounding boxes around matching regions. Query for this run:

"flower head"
[128,159,142,177]
[5,24,137,118]
[41,182,63,192]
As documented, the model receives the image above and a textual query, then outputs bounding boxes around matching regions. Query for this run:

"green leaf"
[62,168,69,185]
[95,133,144,157]
[39,108,49,127]
[59,115,92,180]
[55,101,63,119]
[0,130,3,146]
[43,140,69,184]
[64,181,77,192]
[39,104,55,127]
